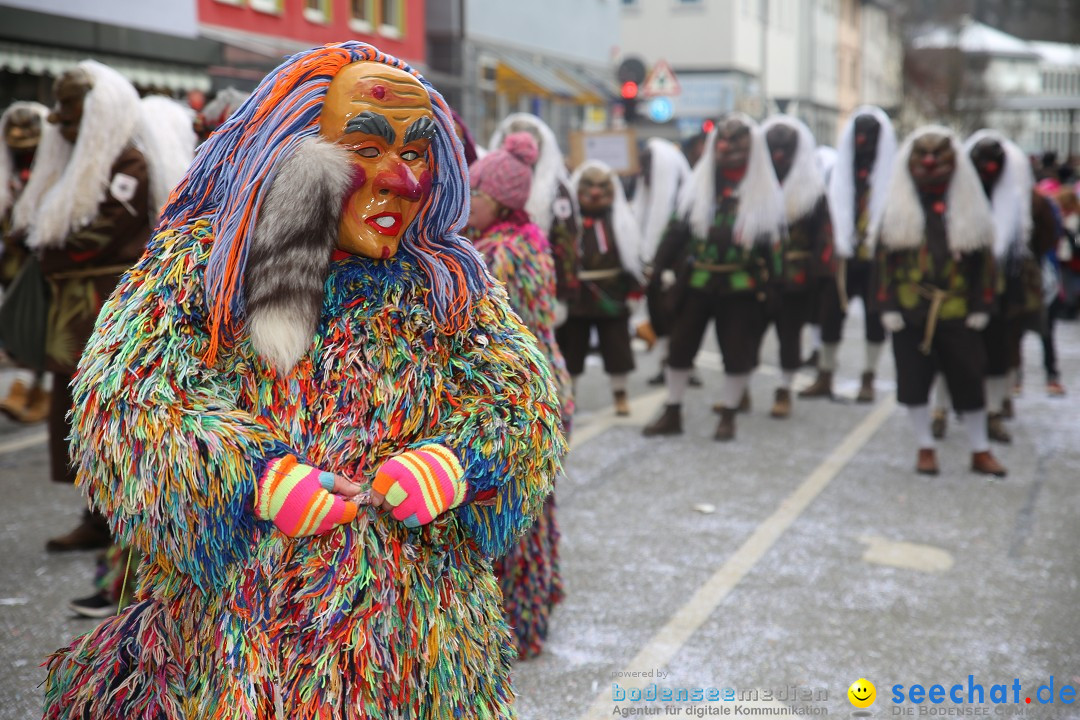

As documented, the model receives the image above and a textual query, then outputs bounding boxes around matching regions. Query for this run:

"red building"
[198,0,425,89]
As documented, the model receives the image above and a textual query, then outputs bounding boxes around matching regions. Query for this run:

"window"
[380,0,403,37]
[304,0,329,23]
[249,0,280,12]
[350,0,373,31]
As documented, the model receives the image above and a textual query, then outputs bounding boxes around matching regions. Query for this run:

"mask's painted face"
[970,137,1006,189]
[4,106,43,152]
[578,166,615,215]
[715,117,752,172]
[319,61,436,260]
[853,113,881,166]
[766,123,799,182]
[908,132,956,191]
[49,68,92,144]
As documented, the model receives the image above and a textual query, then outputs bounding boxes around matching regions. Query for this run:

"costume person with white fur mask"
[870,126,1006,478]
[643,113,786,441]
[760,115,836,420]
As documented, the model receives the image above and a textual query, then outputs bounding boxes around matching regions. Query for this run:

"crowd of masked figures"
[0,41,1070,719]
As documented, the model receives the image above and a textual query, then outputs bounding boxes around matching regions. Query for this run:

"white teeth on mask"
[375,216,395,228]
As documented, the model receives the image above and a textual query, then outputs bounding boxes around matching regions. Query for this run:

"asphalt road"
[1,308,1077,719]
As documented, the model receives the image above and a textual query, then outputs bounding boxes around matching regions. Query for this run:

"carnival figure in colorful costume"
[467,131,573,659]
[643,114,785,441]
[803,106,897,402]
[43,43,563,719]
[761,115,835,419]
[870,126,1005,478]
[0,100,49,423]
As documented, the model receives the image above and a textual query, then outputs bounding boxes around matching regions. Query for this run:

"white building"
[619,0,902,146]
[427,0,619,148]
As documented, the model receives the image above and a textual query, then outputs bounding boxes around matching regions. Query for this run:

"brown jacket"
[39,145,150,374]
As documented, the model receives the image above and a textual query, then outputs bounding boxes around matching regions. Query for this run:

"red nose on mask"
[921,156,937,169]
[984,161,999,174]
[855,134,866,146]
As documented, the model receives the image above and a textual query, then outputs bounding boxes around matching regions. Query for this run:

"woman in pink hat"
[467,131,573,658]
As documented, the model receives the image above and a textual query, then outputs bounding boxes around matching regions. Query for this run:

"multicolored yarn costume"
[43,43,564,720]
[473,219,572,659]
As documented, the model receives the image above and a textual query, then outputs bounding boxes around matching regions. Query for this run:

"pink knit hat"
[469,131,539,211]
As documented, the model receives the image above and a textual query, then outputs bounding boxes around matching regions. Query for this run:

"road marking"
[570,389,666,451]
[0,430,47,457]
[859,535,954,573]
[579,394,898,720]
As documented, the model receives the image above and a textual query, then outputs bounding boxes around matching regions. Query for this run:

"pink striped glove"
[255,455,359,537]
[372,444,467,528]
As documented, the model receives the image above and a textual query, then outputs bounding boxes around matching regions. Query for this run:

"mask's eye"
[354,146,380,158]
[402,150,421,161]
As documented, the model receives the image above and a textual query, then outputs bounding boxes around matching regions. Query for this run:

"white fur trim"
[875,125,995,253]
[570,159,644,283]
[135,96,196,222]
[678,113,786,248]
[631,137,691,264]
[829,105,897,258]
[963,129,1034,260]
[19,60,141,250]
[761,114,825,224]
[0,102,48,219]
[489,112,576,234]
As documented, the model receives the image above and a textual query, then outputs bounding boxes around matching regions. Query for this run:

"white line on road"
[579,394,898,720]
[0,429,47,457]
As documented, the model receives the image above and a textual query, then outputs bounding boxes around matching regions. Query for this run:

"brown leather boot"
[798,371,833,399]
[16,384,50,424]
[971,451,1007,477]
[931,409,947,440]
[1001,397,1014,419]
[643,404,682,436]
[916,448,939,475]
[46,509,112,552]
[714,407,736,441]
[613,390,631,417]
[856,372,875,403]
[770,388,792,419]
[0,379,30,421]
[987,412,1011,444]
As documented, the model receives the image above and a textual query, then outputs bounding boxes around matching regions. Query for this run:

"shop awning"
[495,53,579,100]
[0,40,211,92]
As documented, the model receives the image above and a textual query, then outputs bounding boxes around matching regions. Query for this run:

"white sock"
[933,375,950,414]
[721,373,751,409]
[809,324,822,351]
[865,342,884,374]
[779,371,795,390]
[820,343,839,372]
[610,373,628,394]
[962,409,990,453]
[907,404,935,449]
[666,368,691,405]
[985,375,1009,414]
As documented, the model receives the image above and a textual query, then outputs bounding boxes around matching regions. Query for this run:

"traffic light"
[621,81,639,122]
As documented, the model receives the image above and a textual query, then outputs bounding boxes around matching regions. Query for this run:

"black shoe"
[688,372,703,387]
[647,369,666,386]
[69,591,118,619]
[643,404,683,436]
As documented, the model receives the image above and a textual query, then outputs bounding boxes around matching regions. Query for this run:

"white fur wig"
[761,114,825,224]
[489,112,574,233]
[570,159,644,283]
[0,101,48,219]
[830,105,897,258]
[136,96,197,220]
[814,145,838,185]
[631,136,691,264]
[963,129,1034,260]
[874,125,995,253]
[677,113,786,248]
[13,60,141,250]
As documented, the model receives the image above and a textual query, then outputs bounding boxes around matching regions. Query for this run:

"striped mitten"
[256,455,358,537]
[372,444,467,528]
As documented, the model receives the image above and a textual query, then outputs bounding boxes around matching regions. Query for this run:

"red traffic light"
[621,81,639,100]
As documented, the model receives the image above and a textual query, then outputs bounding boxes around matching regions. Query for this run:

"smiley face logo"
[848,678,876,708]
